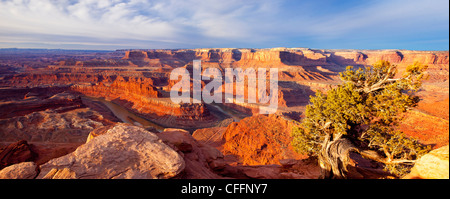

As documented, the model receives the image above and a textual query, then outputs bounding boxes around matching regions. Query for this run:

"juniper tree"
[291,60,431,179]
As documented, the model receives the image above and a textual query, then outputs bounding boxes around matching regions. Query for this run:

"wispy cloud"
[301,0,449,38]
[0,0,448,50]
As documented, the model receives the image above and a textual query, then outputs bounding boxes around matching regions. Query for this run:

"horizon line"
[1,47,449,52]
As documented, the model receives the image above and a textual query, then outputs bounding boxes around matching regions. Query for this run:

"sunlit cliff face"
[0,48,447,179]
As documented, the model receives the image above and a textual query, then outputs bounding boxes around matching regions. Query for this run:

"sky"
[0,0,448,50]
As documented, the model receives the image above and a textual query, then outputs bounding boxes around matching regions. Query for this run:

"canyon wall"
[121,48,449,68]
[3,48,447,124]
[71,76,215,128]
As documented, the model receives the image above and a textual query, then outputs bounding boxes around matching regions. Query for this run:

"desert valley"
[0,48,448,179]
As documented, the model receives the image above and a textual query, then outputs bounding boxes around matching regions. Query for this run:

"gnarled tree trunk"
[318,135,357,179]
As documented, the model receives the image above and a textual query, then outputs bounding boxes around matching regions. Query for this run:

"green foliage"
[361,126,430,176]
[292,83,365,155]
[291,60,430,176]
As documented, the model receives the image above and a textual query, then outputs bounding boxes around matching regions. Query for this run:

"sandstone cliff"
[72,75,160,98]
[72,75,216,129]
[2,73,104,87]
[121,48,448,68]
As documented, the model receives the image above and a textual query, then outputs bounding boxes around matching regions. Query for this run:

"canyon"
[0,48,448,179]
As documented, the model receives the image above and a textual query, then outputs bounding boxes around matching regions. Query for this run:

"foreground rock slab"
[37,123,185,179]
[0,162,38,179]
[403,145,449,179]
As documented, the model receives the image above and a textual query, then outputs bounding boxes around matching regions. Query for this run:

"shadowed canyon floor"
[0,48,448,179]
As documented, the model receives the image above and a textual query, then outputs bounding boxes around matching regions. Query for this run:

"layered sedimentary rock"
[0,90,84,119]
[121,48,448,68]
[0,108,104,142]
[70,59,132,67]
[3,73,104,87]
[0,91,108,143]
[72,75,215,128]
[0,48,446,179]
[121,49,448,112]
[0,87,116,167]
[122,49,241,68]
[0,140,37,170]
[72,75,160,98]
[5,48,447,116]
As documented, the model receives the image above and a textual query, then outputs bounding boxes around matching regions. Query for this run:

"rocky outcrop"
[403,145,449,179]
[72,75,216,129]
[0,87,119,167]
[2,73,105,87]
[72,75,159,98]
[0,123,322,179]
[159,127,322,179]
[0,107,106,143]
[157,129,224,179]
[0,140,37,170]
[324,49,449,66]
[191,123,323,179]
[277,81,316,107]
[0,48,445,180]
[221,114,307,165]
[192,127,227,147]
[85,125,116,143]
[0,90,85,119]
[122,49,240,68]
[123,50,150,60]
[0,162,38,179]
[0,86,71,101]
[72,59,132,67]
[235,48,329,68]
[122,48,448,68]
[37,124,185,179]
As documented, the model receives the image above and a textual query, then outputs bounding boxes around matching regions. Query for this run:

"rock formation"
[403,145,449,179]
[120,48,448,68]
[0,48,447,179]
[2,73,103,87]
[0,89,84,119]
[221,114,307,165]
[0,94,107,143]
[192,127,227,147]
[82,124,321,179]
[72,75,159,98]
[0,140,37,170]
[157,129,224,179]
[72,80,215,129]
[0,162,38,179]
[37,124,185,179]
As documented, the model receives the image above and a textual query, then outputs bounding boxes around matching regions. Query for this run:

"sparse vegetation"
[292,60,431,178]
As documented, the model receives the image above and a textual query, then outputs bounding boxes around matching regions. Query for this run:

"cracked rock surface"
[36,123,185,179]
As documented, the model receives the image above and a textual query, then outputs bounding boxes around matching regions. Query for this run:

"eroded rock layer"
[0,48,448,179]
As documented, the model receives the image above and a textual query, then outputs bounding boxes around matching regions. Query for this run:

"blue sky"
[0,0,448,50]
